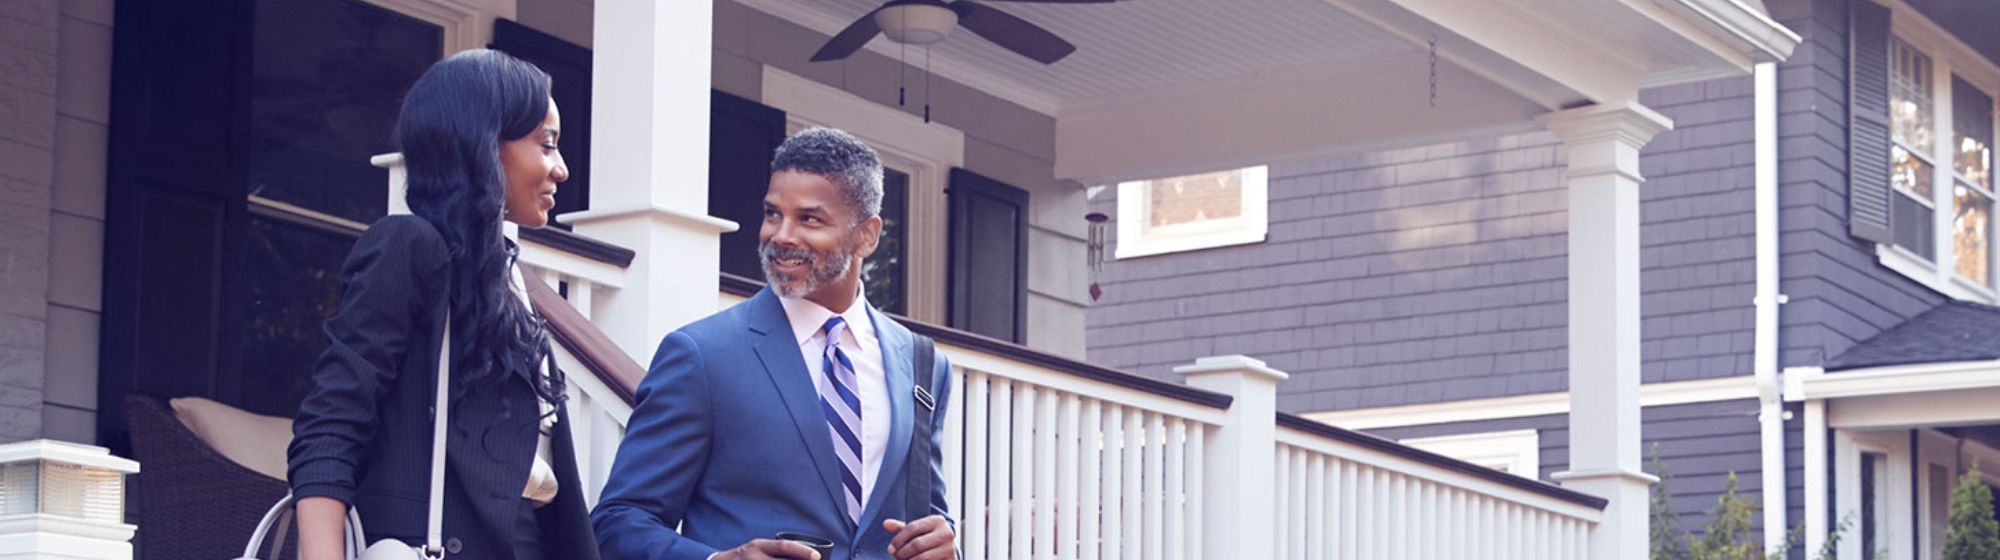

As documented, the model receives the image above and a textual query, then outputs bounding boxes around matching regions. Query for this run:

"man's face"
[758,171,881,301]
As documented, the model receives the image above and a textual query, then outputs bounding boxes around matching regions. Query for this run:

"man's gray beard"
[759,241,853,299]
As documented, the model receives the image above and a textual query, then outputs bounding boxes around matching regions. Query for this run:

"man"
[593,127,956,560]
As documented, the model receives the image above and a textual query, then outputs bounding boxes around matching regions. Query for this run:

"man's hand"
[884,516,956,560]
[712,539,821,560]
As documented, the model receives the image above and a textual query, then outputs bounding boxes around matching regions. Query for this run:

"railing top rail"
[520,227,636,268]
[720,273,1234,410]
[527,278,644,403]
[1275,412,1609,511]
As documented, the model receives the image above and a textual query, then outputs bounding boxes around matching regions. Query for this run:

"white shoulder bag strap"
[422,314,451,559]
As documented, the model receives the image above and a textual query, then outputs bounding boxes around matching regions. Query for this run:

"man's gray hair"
[771,126,884,221]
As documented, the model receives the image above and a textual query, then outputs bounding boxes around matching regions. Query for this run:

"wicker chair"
[125,394,296,560]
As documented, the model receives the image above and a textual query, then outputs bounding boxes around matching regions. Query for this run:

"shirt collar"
[777,287,876,348]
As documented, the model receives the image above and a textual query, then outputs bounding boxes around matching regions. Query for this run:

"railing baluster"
[1058,395,1080,560]
[1289,449,1306,560]
[1121,410,1142,559]
[991,379,1015,560]
[1164,419,1185,560]
[965,372,990,560]
[1080,400,1103,560]
[1143,413,1163,560]
[1101,405,1124,560]
[1340,461,1356,560]
[1306,453,1324,560]
[1185,424,1204,560]
[1034,388,1057,560]
[1012,384,1037,560]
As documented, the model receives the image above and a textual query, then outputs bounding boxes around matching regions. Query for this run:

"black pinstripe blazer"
[286,215,599,560]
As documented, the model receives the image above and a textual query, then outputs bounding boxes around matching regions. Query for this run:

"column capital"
[1173,355,1289,382]
[1537,101,1673,150]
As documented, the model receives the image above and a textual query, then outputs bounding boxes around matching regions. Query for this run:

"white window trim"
[1398,429,1539,479]
[1874,21,2000,305]
[759,67,965,325]
[1114,165,1269,259]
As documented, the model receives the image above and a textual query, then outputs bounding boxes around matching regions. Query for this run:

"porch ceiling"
[737,0,1422,111]
[733,0,1796,185]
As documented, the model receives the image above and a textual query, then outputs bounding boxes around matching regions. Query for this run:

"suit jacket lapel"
[857,305,916,530]
[745,289,851,527]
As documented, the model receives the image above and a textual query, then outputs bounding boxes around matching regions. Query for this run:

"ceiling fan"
[811,0,1111,65]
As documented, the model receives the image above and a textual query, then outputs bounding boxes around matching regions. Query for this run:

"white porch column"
[1540,101,1671,560]
[567,0,737,361]
[1176,355,1287,560]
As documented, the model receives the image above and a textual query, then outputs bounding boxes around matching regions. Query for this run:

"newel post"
[1176,355,1287,560]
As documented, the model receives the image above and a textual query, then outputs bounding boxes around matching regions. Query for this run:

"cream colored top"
[510,264,559,508]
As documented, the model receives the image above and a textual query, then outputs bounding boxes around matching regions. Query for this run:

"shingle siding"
[1088,78,1761,409]
[1775,0,1946,369]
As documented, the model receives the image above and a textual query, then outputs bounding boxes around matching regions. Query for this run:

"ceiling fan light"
[875,4,957,45]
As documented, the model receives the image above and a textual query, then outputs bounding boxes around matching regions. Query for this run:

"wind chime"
[1085,212,1108,301]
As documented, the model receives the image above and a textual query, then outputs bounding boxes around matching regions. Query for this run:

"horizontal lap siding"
[1085,79,1763,409]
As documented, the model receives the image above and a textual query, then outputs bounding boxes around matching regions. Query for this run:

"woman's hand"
[296,496,351,560]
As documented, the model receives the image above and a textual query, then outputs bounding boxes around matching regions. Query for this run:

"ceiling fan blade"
[974,0,1113,3]
[949,1,1077,64]
[811,9,883,62]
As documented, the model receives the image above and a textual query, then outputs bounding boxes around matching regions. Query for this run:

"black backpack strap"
[904,334,938,522]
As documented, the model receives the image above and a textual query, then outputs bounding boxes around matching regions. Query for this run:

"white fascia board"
[1639,0,1801,64]
[1784,359,2000,401]
[1304,375,1760,430]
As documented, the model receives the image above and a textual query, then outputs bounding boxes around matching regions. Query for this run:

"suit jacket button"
[445,538,463,554]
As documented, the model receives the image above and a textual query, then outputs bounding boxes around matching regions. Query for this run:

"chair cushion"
[169,397,293,481]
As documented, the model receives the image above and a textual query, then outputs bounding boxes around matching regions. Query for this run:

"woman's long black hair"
[394,49,562,407]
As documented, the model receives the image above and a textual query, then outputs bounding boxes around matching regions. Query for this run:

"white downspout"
[1753,61,1790,557]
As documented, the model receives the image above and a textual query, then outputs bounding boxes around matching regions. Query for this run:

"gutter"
[1751,61,1789,557]
[1651,0,1803,63]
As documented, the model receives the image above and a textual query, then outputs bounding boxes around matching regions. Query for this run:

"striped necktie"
[817,316,864,523]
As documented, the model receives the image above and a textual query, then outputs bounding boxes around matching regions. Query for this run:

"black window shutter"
[948,169,1030,344]
[492,19,593,229]
[101,0,255,451]
[708,91,788,281]
[1848,0,1895,244]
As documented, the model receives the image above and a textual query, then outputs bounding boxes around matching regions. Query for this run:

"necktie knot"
[821,317,848,346]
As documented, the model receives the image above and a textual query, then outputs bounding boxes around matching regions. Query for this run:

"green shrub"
[1942,462,1999,560]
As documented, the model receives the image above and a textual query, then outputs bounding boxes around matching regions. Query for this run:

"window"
[1875,31,2000,303]
[1115,166,1268,259]
[1889,39,1937,261]
[1398,429,1539,478]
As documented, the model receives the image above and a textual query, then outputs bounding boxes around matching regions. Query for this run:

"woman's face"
[501,98,568,228]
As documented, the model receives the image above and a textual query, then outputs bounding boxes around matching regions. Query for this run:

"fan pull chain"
[898,18,908,107]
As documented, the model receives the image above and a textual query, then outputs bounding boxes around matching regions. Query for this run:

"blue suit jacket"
[592,288,954,560]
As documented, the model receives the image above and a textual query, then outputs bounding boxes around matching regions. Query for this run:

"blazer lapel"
[744,289,852,528]
[857,305,916,531]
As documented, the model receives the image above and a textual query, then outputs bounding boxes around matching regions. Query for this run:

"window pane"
[1953,76,1993,188]
[1892,39,1935,154]
[249,0,440,224]
[239,216,357,416]
[1895,190,1937,262]
[863,168,909,314]
[1955,182,1991,285]
[1149,169,1243,227]
[1895,144,1935,199]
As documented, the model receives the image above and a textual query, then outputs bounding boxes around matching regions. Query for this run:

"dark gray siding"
[1364,399,1808,555]
[1772,0,1944,369]
[1086,76,1763,411]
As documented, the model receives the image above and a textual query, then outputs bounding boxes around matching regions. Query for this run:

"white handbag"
[237,317,455,560]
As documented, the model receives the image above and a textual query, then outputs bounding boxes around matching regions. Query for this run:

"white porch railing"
[1272,422,1601,560]
[516,257,1611,558]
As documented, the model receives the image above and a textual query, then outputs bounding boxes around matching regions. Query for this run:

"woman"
[286,49,597,560]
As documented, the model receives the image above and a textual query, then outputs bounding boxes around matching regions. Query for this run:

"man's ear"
[854,215,883,259]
